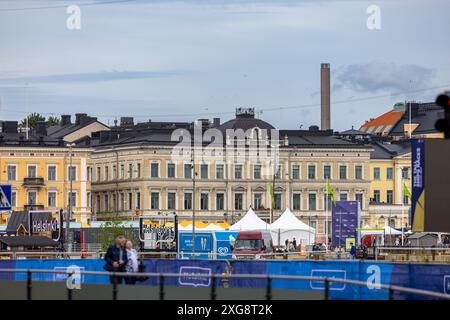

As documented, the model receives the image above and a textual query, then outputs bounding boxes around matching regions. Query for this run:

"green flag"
[269,182,276,209]
[403,183,412,199]
[326,180,336,206]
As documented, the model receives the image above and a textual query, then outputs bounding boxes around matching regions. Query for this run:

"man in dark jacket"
[104,235,128,285]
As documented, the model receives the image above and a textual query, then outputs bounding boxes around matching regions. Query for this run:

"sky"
[0,0,449,131]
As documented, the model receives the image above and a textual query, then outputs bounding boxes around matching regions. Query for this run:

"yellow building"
[368,141,411,228]
[0,121,92,223]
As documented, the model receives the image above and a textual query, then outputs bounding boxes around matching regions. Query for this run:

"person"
[350,242,356,259]
[285,239,289,250]
[362,244,368,259]
[288,241,295,252]
[124,240,139,285]
[104,235,128,285]
[292,238,297,251]
[395,237,400,246]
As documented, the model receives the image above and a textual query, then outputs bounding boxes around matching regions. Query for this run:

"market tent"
[270,208,316,246]
[229,208,269,231]
[359,225,402,236]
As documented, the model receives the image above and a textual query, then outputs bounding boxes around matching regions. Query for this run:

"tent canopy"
[270,208,315,233]
[359,225,402,235]
[229,208,269,231]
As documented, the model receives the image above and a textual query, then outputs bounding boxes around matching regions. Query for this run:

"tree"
[47,116,60,127]
[98,216,139,251]
[20,112,46,129]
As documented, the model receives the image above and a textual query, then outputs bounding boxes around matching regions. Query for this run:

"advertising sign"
[411,139,425,231]
[139,214,177,251]
[0,185,12,211]
[331,201,360,248]
[28,210,63,241]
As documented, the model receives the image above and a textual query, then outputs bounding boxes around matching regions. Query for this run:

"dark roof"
[0,131,66,147]
[390,102,444,136]
[6,211,56,235]
[370,141,410,159]
[47,118,107,139]
[0,236,59,247]
[219,117,275,133]
[338,128,370,136]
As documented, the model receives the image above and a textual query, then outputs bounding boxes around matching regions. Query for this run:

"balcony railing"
[23,177,45,187]
[24,204,45,211]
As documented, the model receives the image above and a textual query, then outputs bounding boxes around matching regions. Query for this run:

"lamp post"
[65,143,76,249]
[191,148,196,259]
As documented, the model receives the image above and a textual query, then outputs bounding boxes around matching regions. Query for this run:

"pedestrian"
[104,235,128,285]
[285,238,289,250]
[124,240,139,285]
[292,238,297,251]
[350,242,356,259]
[395,237,400,246]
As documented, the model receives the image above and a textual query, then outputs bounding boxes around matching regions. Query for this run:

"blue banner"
[411,139,425,231]
[331,201,360,247]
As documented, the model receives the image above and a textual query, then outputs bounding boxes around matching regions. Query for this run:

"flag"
[403,183,412,199]
[269,182,276,209]
[326,180,336,206]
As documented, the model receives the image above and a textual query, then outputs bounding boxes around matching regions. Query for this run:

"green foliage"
[20,112,45,129]
[47,116,60,127]
[99,217,139,251]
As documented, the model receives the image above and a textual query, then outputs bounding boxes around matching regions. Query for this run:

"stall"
[229,208,269,231]
[270,208,316,247]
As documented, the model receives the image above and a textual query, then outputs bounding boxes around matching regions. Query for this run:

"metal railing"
[0,268,448,300]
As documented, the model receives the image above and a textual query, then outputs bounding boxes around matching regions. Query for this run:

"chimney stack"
[61,115,71,126]
[320,63,331,130]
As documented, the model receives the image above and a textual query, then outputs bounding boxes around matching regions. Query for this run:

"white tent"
[270,208,316,246]
[229,208,269,231]
[360,225,402,236]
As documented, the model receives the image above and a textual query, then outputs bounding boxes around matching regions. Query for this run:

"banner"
[411,139,425,231]
[331,201,360,248]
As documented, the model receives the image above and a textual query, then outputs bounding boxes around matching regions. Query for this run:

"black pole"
[159,274,165,300]
[389,287,395,300]
[324,278,330,300]
[27,270,32,300]
[210,275,216,300]
[266,276,272,300]
[112,274,118,300]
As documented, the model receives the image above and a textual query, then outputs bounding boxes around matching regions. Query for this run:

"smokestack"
[320,63,331,130]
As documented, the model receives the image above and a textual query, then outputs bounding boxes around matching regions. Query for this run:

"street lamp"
[65,143,76,249]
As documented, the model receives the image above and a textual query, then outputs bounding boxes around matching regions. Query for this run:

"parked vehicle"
[232,230,274,259]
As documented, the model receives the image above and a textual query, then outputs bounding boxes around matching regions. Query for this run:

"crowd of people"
[103,235,142,285]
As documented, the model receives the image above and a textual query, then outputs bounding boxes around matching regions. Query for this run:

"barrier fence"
[0,268,449,301]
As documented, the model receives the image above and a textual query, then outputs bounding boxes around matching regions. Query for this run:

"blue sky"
[0,0,449,130]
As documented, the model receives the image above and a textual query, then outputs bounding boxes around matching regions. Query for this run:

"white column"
[80,156,87,213]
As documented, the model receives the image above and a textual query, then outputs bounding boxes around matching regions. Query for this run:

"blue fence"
[0,259,449,300]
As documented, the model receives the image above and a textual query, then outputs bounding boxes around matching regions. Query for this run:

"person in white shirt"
[124,240,139,285]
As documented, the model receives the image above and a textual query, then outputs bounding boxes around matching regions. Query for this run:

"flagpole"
[325,185,328,248]
[401,181,404,246]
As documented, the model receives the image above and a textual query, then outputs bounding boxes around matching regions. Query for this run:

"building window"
[275,164,282,179]
[254,164,262,179]
[104,194,109,212]
[234,193,243,210]
[323,165,331,180]
[28,165,37,178]
[97,167,101,181]
[96,195,101,213]
[137,163,141,178]
[325,193,333,209]
[386,168,393,180]
[87,192,91,209]
[373,190,380,203]
[184,164,192,179]
[28,191,37,205]
[216,164,224,179]
[11,191,17,207]
[403,195,409,205]
[68,166,76,181]
[128,163,133,179]
[387,190,393,204]
[340,193,348,201]
[167,163,176,178]
[184,193,192,210]
[292,165,300,180]
[308,193,316,211]
[216,193,224,210]
[402,167,409,179]
[310,220,317,229]
[254,193,263,209]
[308,165,316,180]
[326,221,332,235]
[112,165,117,180]
[355,165,362,180]
[105,166,109,181]
[127,193,132,211]
[136,192,141,209]
[167,192,176,210]
[48,192,57,207]
[200,193,209,210]
[87,166,92,181]
[201,164,208,179]
[235,165,242,179]
[48,166,56,181]
[339,165,347,180]
[293,194,301,210]
[151,192,159,210]
[355,193,363,209]
[7,165,17,181]
[69,192,77,208]
[151,163,159,178]
[274,193,282,210]
[374,167,380,180]
[120,164,124,179]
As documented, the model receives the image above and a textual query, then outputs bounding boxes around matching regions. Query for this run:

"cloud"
[334,61,436,94]
[0,70,185,84]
